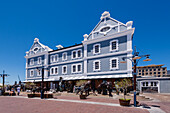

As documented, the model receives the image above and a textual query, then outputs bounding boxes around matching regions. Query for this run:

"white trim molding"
[110,57,119,70]
[110,39,119,52]
[93,43,101,55]
[93,60,101,71]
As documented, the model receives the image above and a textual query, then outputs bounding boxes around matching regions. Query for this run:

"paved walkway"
[0,96,165,113]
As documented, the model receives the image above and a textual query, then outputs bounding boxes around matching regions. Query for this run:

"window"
[150,69,152,71]
[72,51,77,59]
[62,65,67,74]
[50,67,58,75]
[37,69,41,76]
[30,70,34,76]
[154,69,156,71]
[55,54,59,62]
[72,63,82,73]
[139,70,141,72]
[93,44,100,54]
[77,49,82,58]
[62,53,67,61]
[146,82,148,86]
[30,59,34,65]
[154,82,157,86]
[51,55,55,63]
[37,57,41,64]
[51,68,54,75]
[110,40,118,51]
[77,64,82,72]
[93,60,101,71]
[151,82,153,86]
[143,82,145,86]
[110,58,119,70]
[72,65,76,73]
[55,67,58,74]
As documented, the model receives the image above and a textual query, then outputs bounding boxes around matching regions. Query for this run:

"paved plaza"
[0,92,169,113]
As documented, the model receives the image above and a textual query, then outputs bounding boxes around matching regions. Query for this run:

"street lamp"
[0,70,9,95]
[120,46,151,107]
[36,67,44,99]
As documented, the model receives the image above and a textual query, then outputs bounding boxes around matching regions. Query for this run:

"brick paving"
[0,96,149,113]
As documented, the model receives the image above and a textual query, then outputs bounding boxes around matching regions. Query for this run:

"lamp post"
[120,46,151,107]
[36,67,44,99]
[0,70,9,95]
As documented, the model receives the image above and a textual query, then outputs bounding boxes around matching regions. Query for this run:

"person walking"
[17,87,21,96]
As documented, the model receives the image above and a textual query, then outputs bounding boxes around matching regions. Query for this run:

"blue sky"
[0,0,170,84]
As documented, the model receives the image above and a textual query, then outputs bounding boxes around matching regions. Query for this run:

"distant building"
[137,76,170,93]
[136,64,167,77]
[167,70,170,77]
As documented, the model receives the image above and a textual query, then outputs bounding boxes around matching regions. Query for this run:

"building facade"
[136,64,167,77]
[25,11,135,88]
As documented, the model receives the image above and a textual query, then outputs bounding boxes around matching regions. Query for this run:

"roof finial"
[34,38,39,43]
[100,11,110,20]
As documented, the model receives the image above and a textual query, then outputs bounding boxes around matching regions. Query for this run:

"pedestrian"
[17,87,21,96]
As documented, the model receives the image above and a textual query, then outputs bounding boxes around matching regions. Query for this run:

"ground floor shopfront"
[28,77,132,91]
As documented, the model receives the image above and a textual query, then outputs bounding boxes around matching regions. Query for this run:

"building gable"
[83,11,133,41]
[26,38,52,56]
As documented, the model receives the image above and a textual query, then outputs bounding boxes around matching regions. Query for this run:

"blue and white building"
[25,11,135,88]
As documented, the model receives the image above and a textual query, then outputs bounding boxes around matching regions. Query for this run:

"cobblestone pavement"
[0,96,149,113]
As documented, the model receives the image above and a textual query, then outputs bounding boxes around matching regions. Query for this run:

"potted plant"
[115,78,132,106]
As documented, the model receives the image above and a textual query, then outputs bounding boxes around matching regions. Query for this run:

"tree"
[115,78,132,100]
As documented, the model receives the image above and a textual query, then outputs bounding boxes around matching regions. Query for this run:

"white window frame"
[93,60,101,71]
[110,58,119,70]
[77,63,82,73]
[93,44,101,55]
[62,52,67,61]
[37,69,41,76]
[72,50,77,59]
[71,64,77,73]
[50,55,55,63]
[54,67,58,75]
[62,65,67,74]
[37,57,42,64]
[110,40,119,52]
[77,49,82,58]
[55,54,59,62]
[30,70,34,77]
[30,59,34,65]
[50,68,54,75]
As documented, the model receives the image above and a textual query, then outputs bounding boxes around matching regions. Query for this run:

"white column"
[84,44,87,74]
[44,53,49,78]
[26,58,28,80]
[127,33,133,77]
[118,23,120,32]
